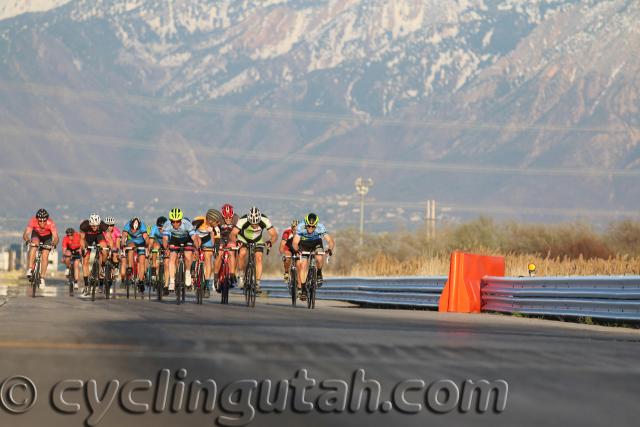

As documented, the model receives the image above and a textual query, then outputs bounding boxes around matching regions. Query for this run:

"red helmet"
[221,204,234,219]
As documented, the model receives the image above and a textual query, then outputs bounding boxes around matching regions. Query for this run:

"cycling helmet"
[247,206,262,225]
[304,213,319,227]
[36,208,49,220]
[130,217,140,229]
[104,216,115,226]
[65,227,74,235]
[169,208,183,221]
[156,216,167,227]
[291,219,299,229]
[206,209,223,224]
[89,213,101,226]
[221,204,234,219]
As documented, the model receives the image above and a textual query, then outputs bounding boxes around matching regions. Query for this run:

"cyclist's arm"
[279,238,288,254]
[162,235,169,250]
[268,227,278,246]
[51,227,59,247]
[229,227,239,243]
[23,226,32,242]
[143,232,149,247]
[80,232,86,250]
[292,234,301,253]
[192,234,201,250]
[324,233,335,252]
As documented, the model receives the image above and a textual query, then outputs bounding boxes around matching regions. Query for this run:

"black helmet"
[65,227,74,235]
[156,216,167,227]
[36,208,49,220]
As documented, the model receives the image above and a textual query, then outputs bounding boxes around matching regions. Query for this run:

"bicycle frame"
[218,246,238,305]
[243,242,258,307]
[283,254,299,307]
[28,242,52,298]
[300,250,326,309]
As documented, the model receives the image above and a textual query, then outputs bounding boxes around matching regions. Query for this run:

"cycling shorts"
[85,233,106,247]
[299,239,323,253]
[31,230,53,245]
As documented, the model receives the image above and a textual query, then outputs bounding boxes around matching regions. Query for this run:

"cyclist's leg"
[168,249,178,290]
[27,232,40,272]
[126,243,136,275]
[184,248,194,286]
[137,247,146,282]
[255,249,264,282]
[204,250,213,288]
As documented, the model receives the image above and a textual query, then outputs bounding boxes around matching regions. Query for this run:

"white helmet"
[104,216,116,226]
[89,213,101,226]
[247,206,261,225]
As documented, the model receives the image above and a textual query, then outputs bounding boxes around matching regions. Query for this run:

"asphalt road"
[1,278,639,427]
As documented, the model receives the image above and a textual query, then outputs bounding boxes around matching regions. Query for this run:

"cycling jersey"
[27,217,57,237]
[162,219,196,240]
[80,220,108,235]
[219,214,239,242]
[106,226,122,249]
[62,233,81,251]
[123,220,147,245]
[192,216,220,248]
[281,227,296,252]
[149,224,164,241]
[296,222,327,241]
[235,214,273,244]
[281,227,294,242]
[80,220,108,247]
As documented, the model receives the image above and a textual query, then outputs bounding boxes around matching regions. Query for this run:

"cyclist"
[192,209,223,297]
[148,216,168,289]
[279,219,299,283]
[230,206,277,295]
[23,209,59,288]
[292,213,335,299]
[103,216,121,289]
[213,203,239,292]
[79,213,109,294]
[62,227,81,290]
[162,208,201,292]
[121,217,149,293]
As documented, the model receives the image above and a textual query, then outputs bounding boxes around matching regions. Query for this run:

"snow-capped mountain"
[0,0,638,224]
[0,0,71,21]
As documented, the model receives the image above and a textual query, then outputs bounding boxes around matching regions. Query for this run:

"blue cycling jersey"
[162,219,196,239]
[123,221,147,244]
[296,222,327,241]
[149,224,163,241]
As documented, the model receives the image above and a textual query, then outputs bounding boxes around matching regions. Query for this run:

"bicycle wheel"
[126,275,131,299]
[176,259,184,305]
[157,266,164,302]
[104,263,111,300]
[31,259,40,298]
[289,268,297,307]
[307,267,316,309]
[68,262,74,296]
[221,278,228,304]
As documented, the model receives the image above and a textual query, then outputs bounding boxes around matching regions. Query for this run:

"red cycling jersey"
[62,233,82,251]
[27,217,57,237]
[281,227,294,242]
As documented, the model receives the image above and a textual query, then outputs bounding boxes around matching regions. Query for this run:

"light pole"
[355,177,373,246]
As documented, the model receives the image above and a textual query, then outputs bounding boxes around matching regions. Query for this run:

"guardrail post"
[439,251,505,313]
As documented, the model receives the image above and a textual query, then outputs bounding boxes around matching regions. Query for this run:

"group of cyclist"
[23,205,335,300]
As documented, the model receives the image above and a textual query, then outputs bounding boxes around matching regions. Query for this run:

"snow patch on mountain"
[0,0,71,21]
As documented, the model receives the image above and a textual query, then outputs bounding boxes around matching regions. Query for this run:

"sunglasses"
[37,219,47,223]
[171,220,181,224]
[306,225,316,229]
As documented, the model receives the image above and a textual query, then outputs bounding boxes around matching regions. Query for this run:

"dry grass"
[262,218,640,277]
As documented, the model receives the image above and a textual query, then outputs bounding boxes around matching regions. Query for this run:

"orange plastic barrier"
[438,251,505,313]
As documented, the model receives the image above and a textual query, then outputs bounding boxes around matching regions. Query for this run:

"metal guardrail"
[481,276,640,321]
[234,276,447,308]
[233,275,640,321]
